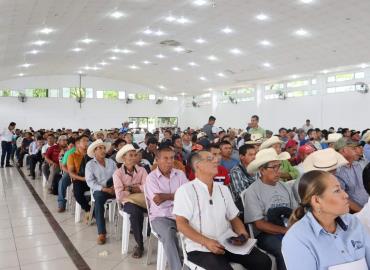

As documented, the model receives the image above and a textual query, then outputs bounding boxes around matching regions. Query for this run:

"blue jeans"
[57,173,71,208]
[93,190,115,235]
[1,141,12,166]
[257,233,286,270]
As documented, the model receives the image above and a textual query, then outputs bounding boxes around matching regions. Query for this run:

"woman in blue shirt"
[282,170,370,270]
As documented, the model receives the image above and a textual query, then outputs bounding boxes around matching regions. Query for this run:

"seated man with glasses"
[244,148,298,270]
[173,150,271,270]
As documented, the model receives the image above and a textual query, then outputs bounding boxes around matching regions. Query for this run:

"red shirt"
[45,144,62,164]
[185,165,231,185]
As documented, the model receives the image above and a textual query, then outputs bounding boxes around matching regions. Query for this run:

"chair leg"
[143,216,149,241]
[157,240,167,270]
[146,234,153,265]
[121,213,130,255]
[88,201,94,225]
[74,202,81,223]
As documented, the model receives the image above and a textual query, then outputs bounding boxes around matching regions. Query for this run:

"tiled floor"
[0,166,158,270]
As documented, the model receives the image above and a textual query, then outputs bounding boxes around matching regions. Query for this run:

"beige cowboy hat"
[116,144,137,163]
[303,148,348,173]
[247,148,291,174]
[197,131,207,140]
[259,136,282,150]
[362,130,370,143]
[322,133,343,144]
[245,133,265,145]
[87,139,106,158]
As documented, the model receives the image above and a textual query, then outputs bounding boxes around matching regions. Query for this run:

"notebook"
[218,229,257,255]
[328,258,367,270]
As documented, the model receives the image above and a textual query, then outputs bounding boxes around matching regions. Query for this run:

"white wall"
[0,75,181,130]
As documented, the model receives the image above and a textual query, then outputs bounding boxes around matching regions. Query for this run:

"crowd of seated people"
[1,115,370,270]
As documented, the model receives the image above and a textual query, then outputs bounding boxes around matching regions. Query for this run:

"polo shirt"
[45,144,61,164]
[173,179,239,253]
[282,212,370,270]
[67,150,84,173]
[62,147,76,165]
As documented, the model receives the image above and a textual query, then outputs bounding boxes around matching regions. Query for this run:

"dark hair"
[363,163,370,196]
[251,115,259,121]
[239,144,256,155]
[190,150,209,171]
[207,143,220,151]
[279,127,287,133]
[307,129,315,136]
[9,122,16,126]
[47,133,55,139]
[76,134,89,142]
[289,170,330,226]
[156,146,174,157]
[147,137,158,145]
[209,116,216,122]
[219,140,231,148]
[67,137,76,145]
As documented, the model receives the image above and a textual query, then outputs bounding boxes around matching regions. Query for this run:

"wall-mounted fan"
[156,98,163,105]
[192,96,200,108]
[355,82,369,94]
[229,96,238,104]
[276,90,287,100]
[126,98,133,104]
[18,93,27,103]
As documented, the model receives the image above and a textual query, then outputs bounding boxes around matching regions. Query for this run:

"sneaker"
[57,207,66,213]
[97,234,106,245]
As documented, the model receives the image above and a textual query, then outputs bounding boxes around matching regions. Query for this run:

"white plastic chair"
[42,174,47,187]
[143,187,167,270]
[239,189,277,270]
[118,201,149,254]
[74,190,91,223]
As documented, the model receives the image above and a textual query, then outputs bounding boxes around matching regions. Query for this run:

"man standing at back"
[248,115,266,138]
[1,122,16,168]
[202,116,216,141]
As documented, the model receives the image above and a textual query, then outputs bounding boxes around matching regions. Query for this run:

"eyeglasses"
[266,164,280,171]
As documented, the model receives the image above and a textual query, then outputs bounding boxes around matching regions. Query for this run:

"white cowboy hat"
[197,132,207,140]
[259,136,282,150]
[362,130,370,143]
[322,133,343,144]
[245,133,265,145]
[303,148,348,173]
[247,148,291,174]
[87,139,106,158]
[116,144,137,163]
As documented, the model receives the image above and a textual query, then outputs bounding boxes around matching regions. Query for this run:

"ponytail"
[289,204,307,226]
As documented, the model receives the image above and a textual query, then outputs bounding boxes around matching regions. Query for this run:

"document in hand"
[328,258,367,270]
[218,229,257,255]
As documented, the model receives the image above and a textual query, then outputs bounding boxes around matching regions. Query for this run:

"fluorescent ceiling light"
[142,60,151,64]
[174,47,185,52]
[99,61,108,66]
[28,50,40,54]
[188,62,198,66]
[39,27,54,34]
[83,66,91,70]
[91,66,100,71]
[18,73,25,77]
[112,48,121,53]
[122,49,132,54]
[291,74,298,79]
[143,28,152,35]
[229,48,242,55]
[81,38,94,44]
[72,47,83,52]
[110,56,118,60]
[129,65,139,69]
[20,63,32,68]
[262,62,271,67]
[193,0,208,6]
[195,38,206,44]
[295,28,309,36]
[158,85,166,89]
[207,55,218,61]
[300,0,313,3]
[256,13,269,21]
[155,30,165,36]
[359,63,369,69]
[199,76,207,81]
[156,54,166,59]
[221,27,233,34]
[321,70,329,74]
[110,11,125,19]
[165,15,176,22]
[135,40,147,46]
[177,16,190,24]
[172,66,181,71]
[217,72,225,77]
[180,92,186,96]
[260,40,271,46]
[32,40,47,46]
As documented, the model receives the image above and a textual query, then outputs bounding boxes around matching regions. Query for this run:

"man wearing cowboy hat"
[322,133,343,149]
[260,136,299,181]
[113,144,148,258]
[335,138,369,213]
[244,148,297,270]
[85,139,117,245]
[362,130,370,162]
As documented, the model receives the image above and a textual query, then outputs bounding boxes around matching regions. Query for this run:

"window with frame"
[265,83,284,91]
[0,90,11,97]
[327,85,355,94]
[287,80,309,88]
[327,72,364,83]
[156,117,178,128]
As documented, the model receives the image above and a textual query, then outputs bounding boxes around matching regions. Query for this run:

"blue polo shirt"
[282,211,370,270]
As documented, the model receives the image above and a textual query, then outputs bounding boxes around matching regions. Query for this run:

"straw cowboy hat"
[303,148,348,173]
[362,130,370,143]
[87,139,106,158]
[245,133,265,145]
[322,133,343,144]
[116,144,137,163]
[247,148,291,174]
[259,136,282,150]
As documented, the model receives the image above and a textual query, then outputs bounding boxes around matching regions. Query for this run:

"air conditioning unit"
[355,82,369,94]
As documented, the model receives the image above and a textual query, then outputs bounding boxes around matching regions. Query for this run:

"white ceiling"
[1,0,370,94]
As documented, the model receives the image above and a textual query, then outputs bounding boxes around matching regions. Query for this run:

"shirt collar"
[154,167,178,179]
[307,211,348,237]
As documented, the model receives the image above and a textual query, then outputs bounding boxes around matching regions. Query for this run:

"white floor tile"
[14,232,60,250]
[0,238,16,252]
[17,243,68,265]
[20,257,77,270]
[0,251,19,268]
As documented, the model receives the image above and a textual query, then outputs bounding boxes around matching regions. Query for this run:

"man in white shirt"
[173,150,271,270]
[1,122,16,168]
[301,119,314,133]
[28,136,44,179]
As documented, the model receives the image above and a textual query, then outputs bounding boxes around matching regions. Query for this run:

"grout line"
[15,167,91,270]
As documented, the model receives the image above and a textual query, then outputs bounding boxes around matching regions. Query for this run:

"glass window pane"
[355,72,365,79]
[33,88,48,97]
[336,73,354,82]
[311,79,317,85]
[149,94,156,100]
[118,91,125,99]
[0,90,11,97]
[25,89,33,97]
[287,80,309,88]
[11,90,18,97]
[62,88,70,98]
[86,88,93,98]
[103,90,118,100]
[49,89,59,98]
[96,91,103,99]
[327,76,335,83]
[128,93,136,99]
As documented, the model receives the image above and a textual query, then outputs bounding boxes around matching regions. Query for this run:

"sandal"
[132,245,144,259]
